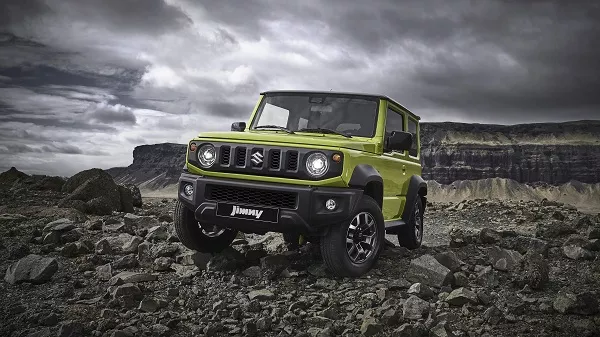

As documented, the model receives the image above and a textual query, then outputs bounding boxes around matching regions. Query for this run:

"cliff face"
[107,121,600,189]
[106,143,187,189]
[420,120,600,185]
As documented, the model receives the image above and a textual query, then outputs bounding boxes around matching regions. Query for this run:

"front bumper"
[178,173,363,235]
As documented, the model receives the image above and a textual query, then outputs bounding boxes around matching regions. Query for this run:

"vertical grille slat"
[220,146,231,165]
[287,151,298,171]
[270,150,281,169]
[235,147,247,167]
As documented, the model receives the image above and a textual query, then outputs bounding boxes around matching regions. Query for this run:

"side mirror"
[385,131,413,152]
[231,122,246,132]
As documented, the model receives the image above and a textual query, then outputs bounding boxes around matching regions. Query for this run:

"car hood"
[193,131,378,153]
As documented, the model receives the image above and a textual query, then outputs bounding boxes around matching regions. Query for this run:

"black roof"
[260,90,420,120]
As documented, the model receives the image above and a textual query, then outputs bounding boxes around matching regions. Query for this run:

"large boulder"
[405,254,453,287]
[58,168,133,215]
[123,183,142,207]
[4,254,58,284]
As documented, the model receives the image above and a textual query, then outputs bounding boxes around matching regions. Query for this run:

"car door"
[377,103,415,220]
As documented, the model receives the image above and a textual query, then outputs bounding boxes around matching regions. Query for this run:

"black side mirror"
[231,122,246,132]
[385,131,413,152]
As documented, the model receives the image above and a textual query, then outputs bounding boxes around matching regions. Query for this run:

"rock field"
[0,167,599,336]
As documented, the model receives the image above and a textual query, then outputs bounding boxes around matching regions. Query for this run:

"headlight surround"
[197,144,216,168]
[305,152,329,178]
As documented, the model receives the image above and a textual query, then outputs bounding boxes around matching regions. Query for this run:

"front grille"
[206,185,297,209]
[270,150,281,169]
[287,151,299,171]
[235,147,246,167]
[221,146,231,165]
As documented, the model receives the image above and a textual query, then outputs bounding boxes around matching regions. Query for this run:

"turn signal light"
[189,143,197,152]
[332,153,342,163]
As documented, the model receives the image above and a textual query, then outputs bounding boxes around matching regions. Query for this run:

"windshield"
[250,93,379,137]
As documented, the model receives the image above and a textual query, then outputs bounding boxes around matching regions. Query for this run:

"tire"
[320,195,385,277]
[173,200,238,253]
[397,196,424,249]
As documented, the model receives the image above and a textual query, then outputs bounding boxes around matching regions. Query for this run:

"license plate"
[216,203,279,223]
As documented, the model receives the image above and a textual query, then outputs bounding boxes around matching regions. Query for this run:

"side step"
[384,220,406,234]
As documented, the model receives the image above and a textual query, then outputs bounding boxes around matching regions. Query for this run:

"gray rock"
[153,257,173,271]
[43,218,75,232]
[110,271,158,283]
[392,323,427,337]
[139,297,160,312]
[483,306,503,325]
[42,231,61,245]
[95,238,112,255]
[207,247,244,272]
[453,272,469,287]
[429,322,456,337]
[111,283,142,299]
[487,246,523,271]
[122,236,143,253]
[123,184,142,207]
[61,228,83,243]
[563,245,594,260]
[96,263,113,281]
[402,295,429,320]
[405,254,452,287]
[260,254,289,280]
[305,316,333,328]
[248,289,275,301]
[4,254,58,284]
[242,266,262,278]
[407,283,434,300]
[479,228,502,244]
[516,252,549,290]
[176,251,212,269]
[146,226,168,242]
[553,291,599,315]
[434,251,461,272]
[112,254,139,269]
[58,321,84,337]
[360,317,382,336]
[123,213,159,228]
[445,287,478,306]
[475,266,498,288]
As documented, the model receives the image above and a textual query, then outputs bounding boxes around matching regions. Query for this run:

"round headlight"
[197,144,216,168]
[306,152,329,177]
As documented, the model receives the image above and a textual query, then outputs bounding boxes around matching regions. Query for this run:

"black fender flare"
[401,175,427,222]
[348,164,384,207]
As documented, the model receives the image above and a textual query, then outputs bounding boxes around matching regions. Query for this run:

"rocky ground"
[0,168,599,337]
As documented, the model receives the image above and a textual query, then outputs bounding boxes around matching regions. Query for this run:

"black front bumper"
[178,173,363,235]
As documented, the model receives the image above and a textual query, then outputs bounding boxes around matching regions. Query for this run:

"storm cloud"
[0,0,599,175]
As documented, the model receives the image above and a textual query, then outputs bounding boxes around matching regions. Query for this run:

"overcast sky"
[1,0,599,176]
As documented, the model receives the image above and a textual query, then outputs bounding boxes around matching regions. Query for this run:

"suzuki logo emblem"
[251,151,264,165]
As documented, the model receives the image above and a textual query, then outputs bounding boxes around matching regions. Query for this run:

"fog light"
[183,184,194,196]
[325,199,336,211]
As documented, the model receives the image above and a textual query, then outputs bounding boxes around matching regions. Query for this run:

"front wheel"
[173,200,238,253]
[320,195,385,277]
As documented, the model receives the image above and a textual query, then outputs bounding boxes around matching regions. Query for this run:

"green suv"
[174,90,427,277]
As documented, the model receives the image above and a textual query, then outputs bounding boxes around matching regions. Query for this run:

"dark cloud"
[2,0,191,35]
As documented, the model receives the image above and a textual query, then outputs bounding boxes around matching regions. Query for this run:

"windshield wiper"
[253,125,295,134]
[297,127,352,138]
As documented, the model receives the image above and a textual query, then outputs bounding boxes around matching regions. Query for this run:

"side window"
[385,107,404,137]
[408,119,418,157]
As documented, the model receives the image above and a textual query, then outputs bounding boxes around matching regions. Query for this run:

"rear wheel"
[320,195,385,277]
[397,196,424,249]
[173,200,238,253]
